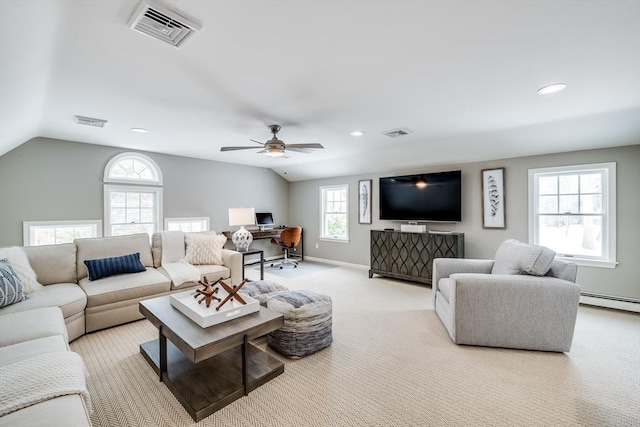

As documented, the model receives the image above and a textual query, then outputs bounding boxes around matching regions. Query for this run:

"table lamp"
[228,207,255,252]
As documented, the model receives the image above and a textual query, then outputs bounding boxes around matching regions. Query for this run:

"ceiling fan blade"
[286,143,324,149]
[286,147,314,153]
[220,146,261,152]
[250,139,265,146]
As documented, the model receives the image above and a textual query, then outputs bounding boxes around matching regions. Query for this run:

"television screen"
[379,170,462,222]
[255,212,275,226]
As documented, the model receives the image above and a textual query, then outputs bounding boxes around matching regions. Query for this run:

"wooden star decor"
[194,276,222,308]
[215,279,248,311]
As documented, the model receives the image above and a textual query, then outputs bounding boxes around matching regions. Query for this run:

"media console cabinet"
[369,230,464,285]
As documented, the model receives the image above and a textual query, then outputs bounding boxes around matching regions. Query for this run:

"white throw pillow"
[0,247,43,293]
[183,233,227,265]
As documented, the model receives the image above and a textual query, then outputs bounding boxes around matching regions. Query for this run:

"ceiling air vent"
[128,0,202,48]
[75,115,108,128]
[383,128,412,138]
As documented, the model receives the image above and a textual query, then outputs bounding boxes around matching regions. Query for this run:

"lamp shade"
[228,207,256,227]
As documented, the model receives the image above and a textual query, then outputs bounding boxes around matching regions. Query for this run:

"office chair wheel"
[294,265,297,268]
[279,266,283,269]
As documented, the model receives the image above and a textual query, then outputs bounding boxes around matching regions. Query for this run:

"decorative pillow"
[183,233,227,265]
[491,239,556,276]
[0,258,28,308]
[84,252,146,281]
[0,247,43,293]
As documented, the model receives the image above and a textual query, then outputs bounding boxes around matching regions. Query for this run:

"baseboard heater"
[580,292,639,313]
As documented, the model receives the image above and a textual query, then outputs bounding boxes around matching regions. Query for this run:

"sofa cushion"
[24,243,77,285]
[183,232,226,265]
[84,252,146,281]
[75,233,154,280]
[0,259,27,308]
[491,239,556,276]
[78,268,170,307]
[0,335,68,366]
[0,307,67,347]
[0,283,87,320]
[0,247,42,293]
[0,395,91,427]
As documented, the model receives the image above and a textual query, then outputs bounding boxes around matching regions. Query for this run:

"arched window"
[104,152,163,237]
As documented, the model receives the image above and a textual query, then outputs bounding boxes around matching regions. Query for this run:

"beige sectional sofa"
[0,231,242,425]
[0,307,92,426]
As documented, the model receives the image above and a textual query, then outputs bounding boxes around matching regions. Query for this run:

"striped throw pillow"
[0,258,28,308]
[84,252,146,281]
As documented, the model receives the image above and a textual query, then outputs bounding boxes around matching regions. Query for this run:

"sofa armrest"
[221,249,243,285]
[449,273,581,352]
[432,258,494,305]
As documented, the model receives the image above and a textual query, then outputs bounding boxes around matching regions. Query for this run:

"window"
[164,217,210,232]
[320,185,349,242]
[104,153,163,237]
[528,163,616,268]
[23,220,102,246]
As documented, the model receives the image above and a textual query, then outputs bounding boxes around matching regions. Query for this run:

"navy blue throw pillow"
[84,252,146,281]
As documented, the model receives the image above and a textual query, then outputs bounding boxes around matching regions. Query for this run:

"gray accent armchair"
[433,257,580,352]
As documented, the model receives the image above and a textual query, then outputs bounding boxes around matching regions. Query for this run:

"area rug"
[70,264,640,427]
[252,260,335,279]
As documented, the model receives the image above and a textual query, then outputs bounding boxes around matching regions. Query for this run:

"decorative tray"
[170,288,259,328]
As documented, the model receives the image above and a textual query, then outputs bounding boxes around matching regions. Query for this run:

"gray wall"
[289,145,640,301]
[0,137,289,258]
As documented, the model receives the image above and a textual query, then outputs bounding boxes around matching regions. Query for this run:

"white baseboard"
[304,256,369,270]
[580,295,640,313]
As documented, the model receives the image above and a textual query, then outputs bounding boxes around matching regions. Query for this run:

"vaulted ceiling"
[1,0,639,181]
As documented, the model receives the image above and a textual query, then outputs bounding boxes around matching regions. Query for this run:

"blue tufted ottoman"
[239,280,289,307]
[267,290,333,358]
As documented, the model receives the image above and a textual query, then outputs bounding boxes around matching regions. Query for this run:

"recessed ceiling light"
[350,130,365,136]
[131,127,149,133]
[537,83,567,95]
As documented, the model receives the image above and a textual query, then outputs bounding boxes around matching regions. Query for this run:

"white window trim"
[319,184,350,243]
[104,152,163,186]
[164,217,210,231]
[103,184,163,237]
[23,220,102,246]
[528,162,617,269]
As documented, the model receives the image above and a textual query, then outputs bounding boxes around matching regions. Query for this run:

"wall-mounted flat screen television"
[379,170,462,222]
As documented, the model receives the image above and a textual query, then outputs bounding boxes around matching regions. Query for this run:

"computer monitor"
[255,212,275,230]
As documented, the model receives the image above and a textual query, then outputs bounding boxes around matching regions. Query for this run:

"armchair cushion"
[491,239,555,276]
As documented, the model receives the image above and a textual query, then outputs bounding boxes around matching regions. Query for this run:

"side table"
[239,249,264,280]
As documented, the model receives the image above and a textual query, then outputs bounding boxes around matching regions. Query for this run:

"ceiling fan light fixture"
[264,148,285,157]
[350,130,365,136]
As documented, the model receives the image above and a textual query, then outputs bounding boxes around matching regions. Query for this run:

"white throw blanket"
[0,351,92,417]
[160,231,201,287]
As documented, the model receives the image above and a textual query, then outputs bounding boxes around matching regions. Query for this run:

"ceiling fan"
[220,124,324,158]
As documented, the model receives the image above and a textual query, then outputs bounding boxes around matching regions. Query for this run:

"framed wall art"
[358,179,372,224]
[481,168,506,229]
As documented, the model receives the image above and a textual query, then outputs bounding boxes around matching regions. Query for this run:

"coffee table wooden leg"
[242,334,248,395]
[159,325,167,382]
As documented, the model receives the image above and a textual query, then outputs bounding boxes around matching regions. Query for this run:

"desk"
[224,228,304,261]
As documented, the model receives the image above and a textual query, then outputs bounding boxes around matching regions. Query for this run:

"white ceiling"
[1,0,639,182]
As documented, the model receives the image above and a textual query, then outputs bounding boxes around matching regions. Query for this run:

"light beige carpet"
[71,264,640,427]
